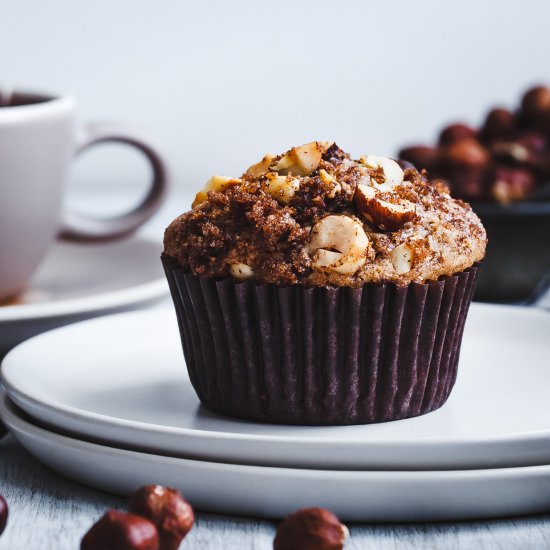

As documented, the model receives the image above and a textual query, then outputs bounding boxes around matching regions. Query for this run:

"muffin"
[163,141,486,425]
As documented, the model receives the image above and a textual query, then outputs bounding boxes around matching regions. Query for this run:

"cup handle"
[59,122,170,241]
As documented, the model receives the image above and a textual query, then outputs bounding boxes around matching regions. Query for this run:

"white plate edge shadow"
[4,391,550,522]
[0,237,168,322]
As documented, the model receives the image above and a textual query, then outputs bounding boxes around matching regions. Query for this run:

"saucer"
[3,303,550,471]
[4,391,550,522]
[0,237,168,357]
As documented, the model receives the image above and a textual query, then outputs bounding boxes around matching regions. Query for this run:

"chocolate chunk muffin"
[163,142,486,425]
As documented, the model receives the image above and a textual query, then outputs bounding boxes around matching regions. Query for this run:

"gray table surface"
[1,434,550,549]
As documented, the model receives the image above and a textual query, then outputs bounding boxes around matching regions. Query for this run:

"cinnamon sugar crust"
[164,143,487,286]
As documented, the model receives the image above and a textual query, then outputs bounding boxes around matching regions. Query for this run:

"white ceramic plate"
[4,392,550,522]
[3,304,550,471]
[0,238,168,356]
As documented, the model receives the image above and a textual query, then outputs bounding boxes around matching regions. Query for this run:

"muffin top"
[164,142,486,287]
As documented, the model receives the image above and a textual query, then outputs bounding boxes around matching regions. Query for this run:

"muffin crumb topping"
[164,142,487,286]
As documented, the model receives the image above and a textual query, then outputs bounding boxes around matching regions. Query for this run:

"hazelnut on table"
[128,485,194,550]
[80,510,159,550]
[273,507,349,550]
[0,494,8,536]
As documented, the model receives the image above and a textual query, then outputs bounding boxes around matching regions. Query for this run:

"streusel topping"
[164,142,486,286]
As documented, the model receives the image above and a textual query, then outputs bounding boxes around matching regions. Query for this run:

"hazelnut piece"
[355,184,417,231]
[192,175,242,208]
[81,510,159,550]
[0,494,8,535]
[265,172,300,204]
[398,145,440,173]
[270,141,332,176]
[359,155,404,189]
[438,123,476,146]
[319,169,341,198]
[390,242,414,275]
[245,154,275,177]
[128,485,194,550]
[230,263,254,280]
[308,215,369,275]
[273,507,348,550]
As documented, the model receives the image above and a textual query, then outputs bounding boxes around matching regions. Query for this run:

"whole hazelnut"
[479,108,516,143]
[521,85,550,119]
[489,167,536,204]
[81,510,159,550]
[441,138,490,169]
[446,169,487,201]
[398,145,440,173]
[0,494,8,535]
[438,123,476,146]
[128,485,194,550]
[273,508,348,550]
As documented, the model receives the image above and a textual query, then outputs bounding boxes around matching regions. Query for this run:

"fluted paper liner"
[162,255,479,425]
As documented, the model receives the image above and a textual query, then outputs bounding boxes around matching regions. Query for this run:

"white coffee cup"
[0,88,170,302]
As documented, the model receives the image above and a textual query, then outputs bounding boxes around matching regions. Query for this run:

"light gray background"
[1,0,548,203]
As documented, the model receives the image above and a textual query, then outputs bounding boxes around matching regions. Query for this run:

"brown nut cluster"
[398,85,550,204]
[0,494,8,536]
[81,485,194,550]
[129,485,194,550]
[273,507,348,550]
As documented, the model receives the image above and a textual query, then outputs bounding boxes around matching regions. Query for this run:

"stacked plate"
[0,237,168,358]
[2,303,550,521]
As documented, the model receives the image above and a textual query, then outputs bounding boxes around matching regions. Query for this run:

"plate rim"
[8,389,550,523]
[2,304,550,451]
[0,236,168,322]
[3,388,550,478]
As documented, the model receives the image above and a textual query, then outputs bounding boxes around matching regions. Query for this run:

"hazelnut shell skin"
[521,86,550,118]
[441,139,490,169]
[519,86,550,137]
[273,508,347,550]
[438,123,477,146]
[81,509,159,550]
[128,485,194,550]
[0,494,8,536]
[479,108,516,143]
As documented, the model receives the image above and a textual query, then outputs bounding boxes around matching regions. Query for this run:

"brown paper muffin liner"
[162,255,480,425]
